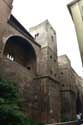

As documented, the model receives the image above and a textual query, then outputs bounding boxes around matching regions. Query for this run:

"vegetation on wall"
[0,78,43,125]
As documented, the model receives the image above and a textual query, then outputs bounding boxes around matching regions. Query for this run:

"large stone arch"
[2,35,37,74]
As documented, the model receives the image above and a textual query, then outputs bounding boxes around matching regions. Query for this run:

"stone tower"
[30,20,58,80]
[58,55,77,121]
[30,21,60,123]
[0,0,13,40]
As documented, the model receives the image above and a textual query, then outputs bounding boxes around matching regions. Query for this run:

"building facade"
[0,0,83,123]
[68,0,83,64]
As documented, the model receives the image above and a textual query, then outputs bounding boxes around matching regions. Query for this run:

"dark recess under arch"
[3,36,37,73]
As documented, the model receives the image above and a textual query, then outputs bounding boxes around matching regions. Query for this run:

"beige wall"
[68,0,83,63]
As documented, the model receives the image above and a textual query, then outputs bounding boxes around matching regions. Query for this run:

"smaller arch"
[76,92,82,114]
[3,35,37,73]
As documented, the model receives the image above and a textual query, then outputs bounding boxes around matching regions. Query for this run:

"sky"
[12,0,83,77]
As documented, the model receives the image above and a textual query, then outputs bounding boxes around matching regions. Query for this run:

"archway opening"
[3,36,36,73]
[76,94,82,114]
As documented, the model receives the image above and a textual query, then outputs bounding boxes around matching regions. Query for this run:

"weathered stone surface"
[0,0,13,40]
[0,0,83,123]
[58,55,83,121]
[24,77,60,123]
[0,57,34,86]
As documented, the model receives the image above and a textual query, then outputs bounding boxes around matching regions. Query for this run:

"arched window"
[3,36,37,73]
